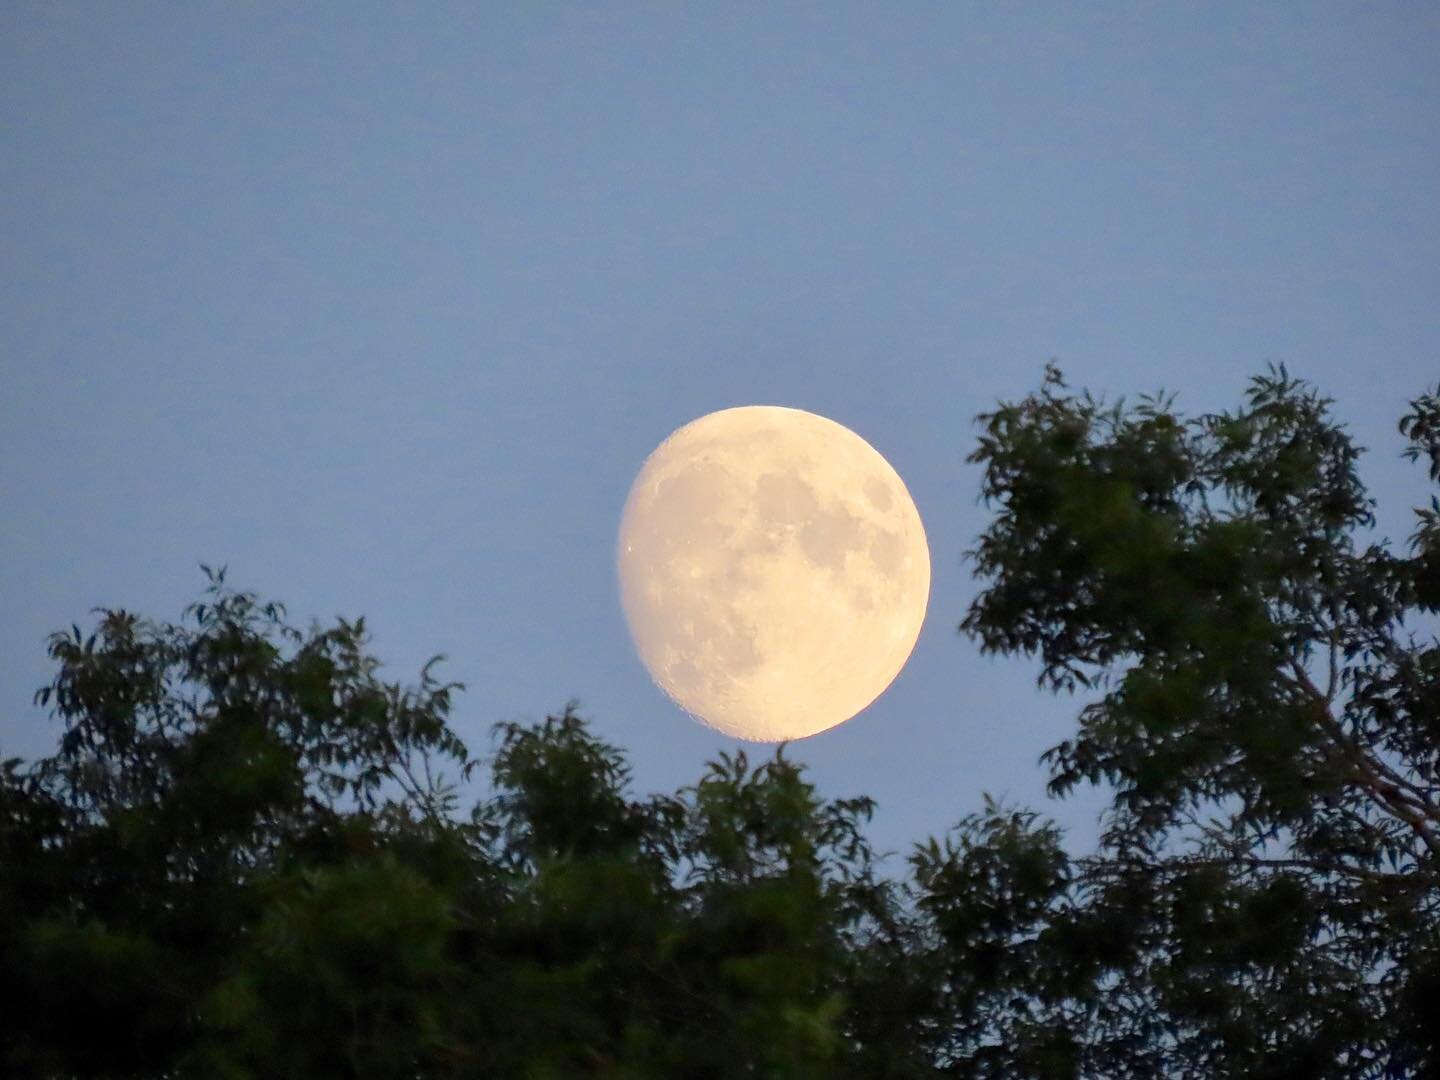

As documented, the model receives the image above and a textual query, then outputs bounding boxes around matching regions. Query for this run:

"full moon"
[617,406,930,742]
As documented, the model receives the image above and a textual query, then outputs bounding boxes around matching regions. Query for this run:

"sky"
[3,3,1438,865]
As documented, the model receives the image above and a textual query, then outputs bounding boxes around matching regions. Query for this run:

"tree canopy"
[959,366,1439,1076]
[2,368,1437,1077]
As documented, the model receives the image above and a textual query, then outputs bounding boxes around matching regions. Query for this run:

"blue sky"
[3,3,1437,862]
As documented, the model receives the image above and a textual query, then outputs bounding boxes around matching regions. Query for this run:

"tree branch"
[1092,852,1427,889]
[1288,661,1440,865]
[1326,594,1341,703]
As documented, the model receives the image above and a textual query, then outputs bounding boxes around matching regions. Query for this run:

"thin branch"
[1088,852,1426,889]
[1326,594,1341,703]
[1288,661,1440,864]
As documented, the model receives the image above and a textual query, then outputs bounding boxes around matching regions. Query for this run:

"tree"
[0,577,902,1077]
[0,569,475,1076]
[950,365,1440,1075]
[457,711,903,1077]
[3,367,1437,1077]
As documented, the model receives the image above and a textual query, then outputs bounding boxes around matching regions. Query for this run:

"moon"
[617,406,930,742]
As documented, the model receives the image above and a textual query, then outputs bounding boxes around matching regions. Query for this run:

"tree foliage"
[960,365,1439,1076]
[2,369,1437,1077]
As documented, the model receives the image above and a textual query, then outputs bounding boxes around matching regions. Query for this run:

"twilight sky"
[3,3,1437,862]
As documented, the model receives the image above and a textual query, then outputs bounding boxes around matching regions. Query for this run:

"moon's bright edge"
[617,406,930,742]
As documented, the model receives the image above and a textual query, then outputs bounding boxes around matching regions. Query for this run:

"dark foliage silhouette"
[2,370,1436,1077]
